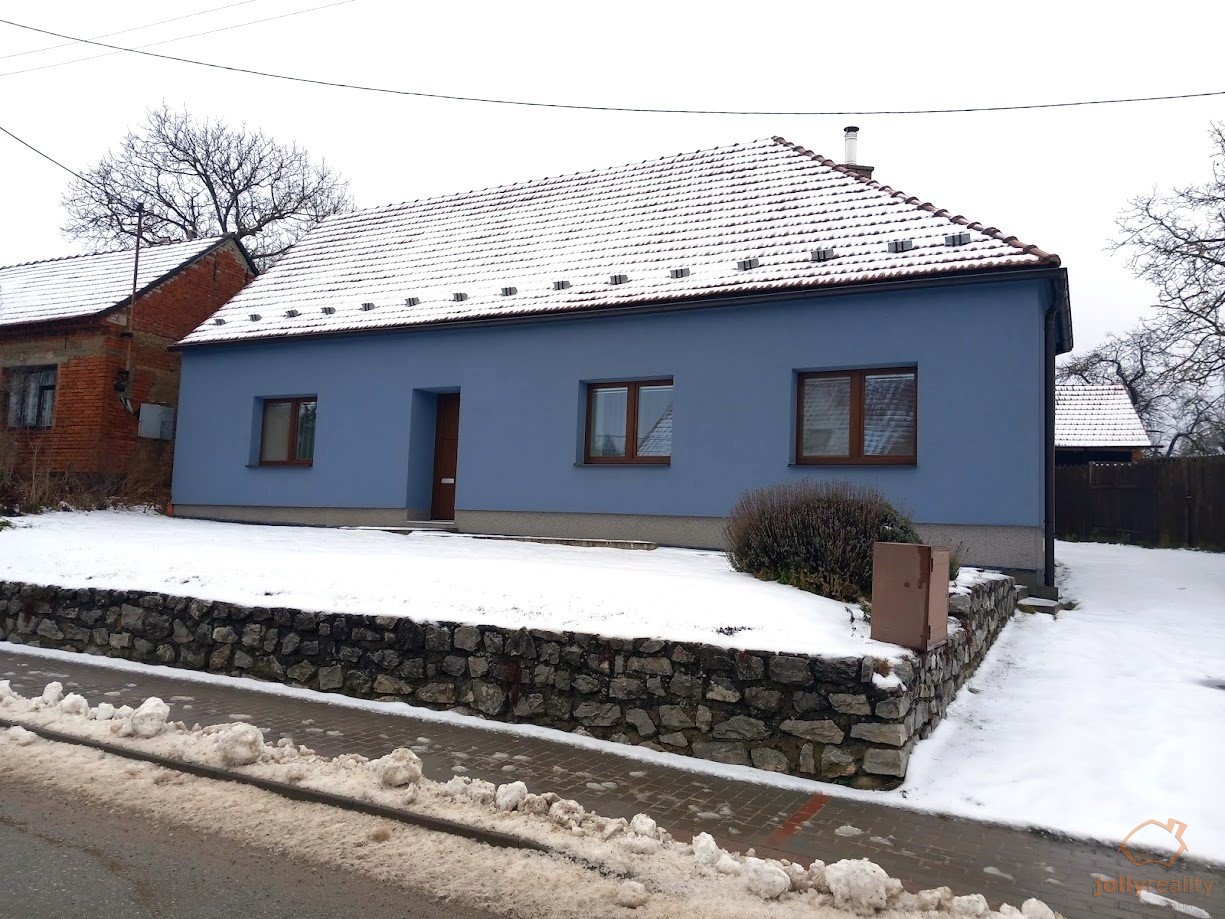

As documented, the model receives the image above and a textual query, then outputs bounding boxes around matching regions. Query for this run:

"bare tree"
[62,105,353,267]
[1061,123,1225,455]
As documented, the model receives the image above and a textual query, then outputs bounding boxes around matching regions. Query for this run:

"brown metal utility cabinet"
[870,542,950,652]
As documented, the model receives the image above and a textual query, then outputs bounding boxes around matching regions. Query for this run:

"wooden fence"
[1055,456,1225,550]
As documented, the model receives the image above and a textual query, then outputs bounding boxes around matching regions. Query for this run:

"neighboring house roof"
[180,136,1061,347]
[0,236,241,330]
[1055,384,1151,449]
[638,404,673,456]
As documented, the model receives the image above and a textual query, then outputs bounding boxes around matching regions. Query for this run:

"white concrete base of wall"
[456,509,726,550]
[172,505,422,528]
[172,505,1043,576]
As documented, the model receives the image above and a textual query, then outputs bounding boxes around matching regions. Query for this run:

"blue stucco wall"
[172,280,1049,527]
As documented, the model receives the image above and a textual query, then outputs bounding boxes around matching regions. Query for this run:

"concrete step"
[344,521,459,534]
[1017,596,1064,616]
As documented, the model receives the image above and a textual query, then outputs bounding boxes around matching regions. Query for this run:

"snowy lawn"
[897,540,1225,864]
[0,510,906,660]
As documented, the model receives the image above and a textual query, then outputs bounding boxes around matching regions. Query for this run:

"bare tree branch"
[1072,122,1225,456]
[61,104,353,269]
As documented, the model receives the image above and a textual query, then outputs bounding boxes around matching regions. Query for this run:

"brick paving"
[3,646,1220,919]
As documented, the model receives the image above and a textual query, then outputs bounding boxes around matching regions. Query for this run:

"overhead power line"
[0,0,257,61]
[0,16,1224,116]
[0,1,356,80]
[0,121,92,184]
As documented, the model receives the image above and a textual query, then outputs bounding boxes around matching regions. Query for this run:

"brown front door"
[430,393,460,520]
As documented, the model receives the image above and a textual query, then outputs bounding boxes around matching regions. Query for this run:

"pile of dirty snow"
[0,679,1060,919]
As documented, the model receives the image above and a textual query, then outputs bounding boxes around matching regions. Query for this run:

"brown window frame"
[795,367,917,466]
[584,378,673,465]
[259,396,317,467]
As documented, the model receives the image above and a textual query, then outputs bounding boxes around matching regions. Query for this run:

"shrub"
[0,430,171,514]
[725,482,921,602]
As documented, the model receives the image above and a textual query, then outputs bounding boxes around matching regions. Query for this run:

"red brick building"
[0,237,255,477]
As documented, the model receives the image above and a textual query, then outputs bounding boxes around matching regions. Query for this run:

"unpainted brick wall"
[1,242,253,475]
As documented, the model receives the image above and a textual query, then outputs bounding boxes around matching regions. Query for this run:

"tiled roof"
[0,237,231,330]
[638,404,673,457]
[180,136,1060,347]
[1055,384,1151,448]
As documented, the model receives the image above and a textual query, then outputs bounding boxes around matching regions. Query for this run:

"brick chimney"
[840,126,875,180]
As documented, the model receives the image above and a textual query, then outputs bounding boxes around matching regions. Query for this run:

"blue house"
[170,136,1072,586]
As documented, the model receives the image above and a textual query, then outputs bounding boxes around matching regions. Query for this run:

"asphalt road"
[0,774,496,919]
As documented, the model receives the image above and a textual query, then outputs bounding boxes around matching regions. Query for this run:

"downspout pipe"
[1043,271,1072,590]
[1043,302,1057,589]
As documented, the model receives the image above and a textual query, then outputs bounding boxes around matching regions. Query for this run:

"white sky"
[1,0,1223,351]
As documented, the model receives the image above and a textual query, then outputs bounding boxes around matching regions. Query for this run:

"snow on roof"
[0,237,230,330]
[1055,384,1151,448]
[180,137,1059,347]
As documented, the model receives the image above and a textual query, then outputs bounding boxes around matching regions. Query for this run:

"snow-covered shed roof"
[0,237,238,330]
[180,136,1061,347]
[1055,384,1151,449]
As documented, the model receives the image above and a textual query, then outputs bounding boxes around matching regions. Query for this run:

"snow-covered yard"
[0,510,904,660]
[896,540,1225,863]
[4,512,1220,863]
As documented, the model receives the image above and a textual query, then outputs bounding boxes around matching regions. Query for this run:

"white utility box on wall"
[138,403,175,440]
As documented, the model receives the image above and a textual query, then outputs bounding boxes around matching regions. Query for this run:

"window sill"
[575,461,671,468]
[790,460,916,468]
[247,462,314,469]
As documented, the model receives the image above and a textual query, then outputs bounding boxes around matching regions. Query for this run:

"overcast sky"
[2,0,1223,351]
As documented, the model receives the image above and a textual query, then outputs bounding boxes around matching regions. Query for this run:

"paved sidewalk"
[3,646,1220,919]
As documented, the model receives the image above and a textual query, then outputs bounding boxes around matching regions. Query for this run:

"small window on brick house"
[5,366,57,429]
[259,397,317,465]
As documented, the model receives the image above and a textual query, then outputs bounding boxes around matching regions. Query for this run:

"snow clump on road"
[58,693,89,716]
[0,681,1066,918]
[128,697,171,738]
[6,725,36,746]
[214,722,265,765]
[826,858,892,911]
[495,780,528,812]
[370,747,423,788]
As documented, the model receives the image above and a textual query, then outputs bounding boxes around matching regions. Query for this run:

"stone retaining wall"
[0,575,1015,786]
